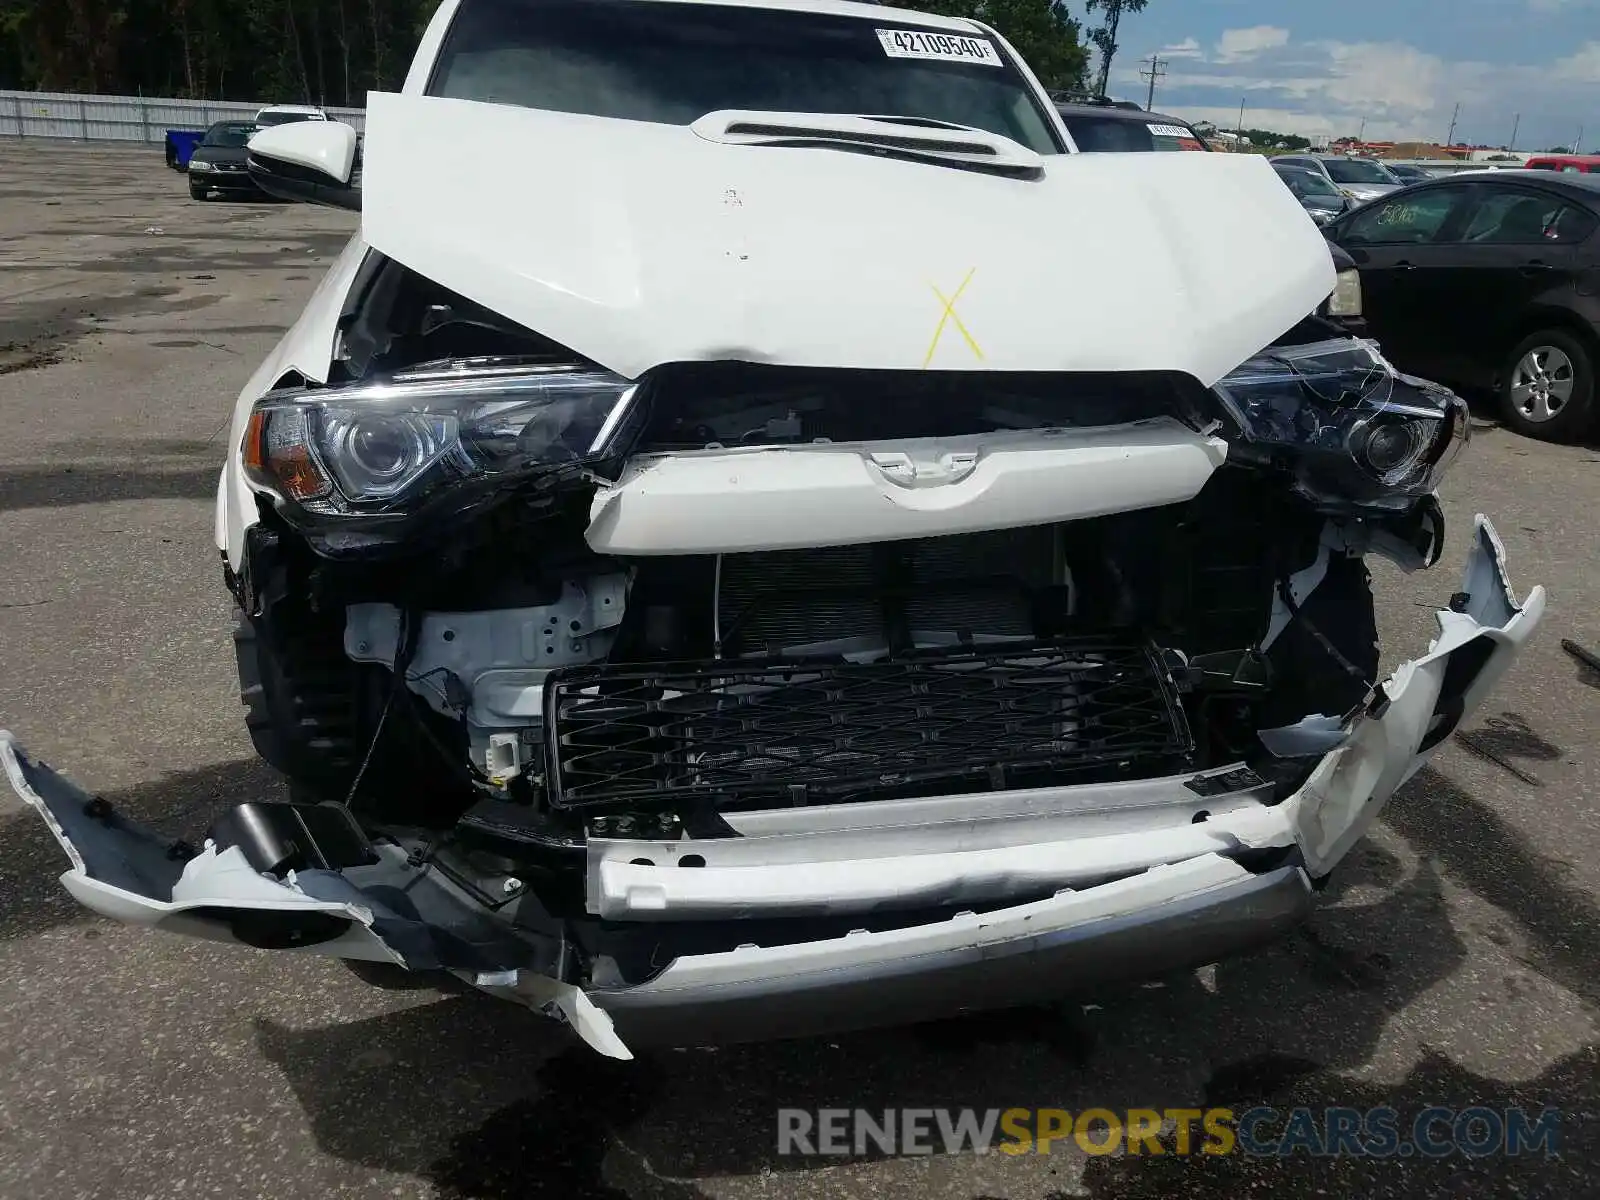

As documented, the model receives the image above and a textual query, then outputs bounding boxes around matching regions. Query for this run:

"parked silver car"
[1272,154,1404,204]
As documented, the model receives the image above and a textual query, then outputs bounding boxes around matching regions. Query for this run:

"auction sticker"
[876,28,1003,66]
[1147,124,1193,138]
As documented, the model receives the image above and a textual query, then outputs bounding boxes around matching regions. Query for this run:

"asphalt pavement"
[1,142,1598,1199]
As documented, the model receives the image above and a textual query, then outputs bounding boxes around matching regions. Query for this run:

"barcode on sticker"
[1147,124,1193,139]
[876,28,1003,67]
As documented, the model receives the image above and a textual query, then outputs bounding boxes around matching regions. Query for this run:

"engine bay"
[228,458,1392,899]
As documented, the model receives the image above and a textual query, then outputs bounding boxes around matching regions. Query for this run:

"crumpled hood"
[360,92,1334,386]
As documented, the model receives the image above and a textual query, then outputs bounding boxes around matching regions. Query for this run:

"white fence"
[0,89,366,143]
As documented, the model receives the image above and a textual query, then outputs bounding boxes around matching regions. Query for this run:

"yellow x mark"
[922,267,985,368]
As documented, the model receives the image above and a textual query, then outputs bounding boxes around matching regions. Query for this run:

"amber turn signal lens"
[242,410,268,474]
[242,408,332,503]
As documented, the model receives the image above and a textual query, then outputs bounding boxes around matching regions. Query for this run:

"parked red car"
[1524,154,1600,174]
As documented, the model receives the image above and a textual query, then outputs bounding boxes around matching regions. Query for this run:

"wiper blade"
[690,110,1043,177]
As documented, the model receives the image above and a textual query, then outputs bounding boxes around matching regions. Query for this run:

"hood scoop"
[689,110,1044,176]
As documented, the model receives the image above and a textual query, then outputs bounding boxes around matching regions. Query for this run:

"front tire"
[1499,329,1596,443]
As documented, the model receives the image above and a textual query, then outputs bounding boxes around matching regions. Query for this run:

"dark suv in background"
[1050,92,1209,153]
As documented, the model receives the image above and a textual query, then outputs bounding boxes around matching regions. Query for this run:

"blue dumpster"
[164,129,206,170]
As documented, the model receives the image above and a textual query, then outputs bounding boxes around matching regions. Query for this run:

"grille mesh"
[543,637,1192,812]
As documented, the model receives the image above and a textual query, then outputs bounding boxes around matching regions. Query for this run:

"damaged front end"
[0,260,1545,1057]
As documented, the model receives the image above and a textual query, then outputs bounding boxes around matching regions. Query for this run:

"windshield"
[202,123,255,148]
[1059,113,1206,152]
[256,111,321,127]
[431,0,1061,155]
[1278,168,1341,199]
[1324,158,1398,184]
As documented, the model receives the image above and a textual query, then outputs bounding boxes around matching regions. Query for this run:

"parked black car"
[1050,93,1209,153]
[187,120,260,200]
[1273,163,1352,224]
[1384,163,1436,184]
[1325,170,1600,441]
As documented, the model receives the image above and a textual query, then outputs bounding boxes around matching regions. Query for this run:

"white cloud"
[1554,41,1600,80]
[1160,37,1203,60]
[1319,41,1443,114]
[1175,106,1348,141]
[1114,32,1596,148]
[1215,26,1290,63]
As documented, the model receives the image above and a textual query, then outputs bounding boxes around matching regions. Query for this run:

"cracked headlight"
[242,360,642,519]
[1212,338,1468,511]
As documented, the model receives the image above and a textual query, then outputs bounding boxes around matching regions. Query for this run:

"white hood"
[360,92,1334,386]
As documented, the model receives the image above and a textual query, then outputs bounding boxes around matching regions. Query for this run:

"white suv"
[2,0,1542,1060]
[253,103,328,127]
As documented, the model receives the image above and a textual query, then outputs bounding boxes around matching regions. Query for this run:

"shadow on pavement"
[0,463,219,510]
[1385,764,1600,1010]
[1079,1046,1596,1198]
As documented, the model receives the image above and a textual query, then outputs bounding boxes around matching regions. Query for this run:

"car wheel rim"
[1510,346,1576,422]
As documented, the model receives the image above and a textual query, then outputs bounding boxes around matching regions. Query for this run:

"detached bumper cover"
[0,517,1544,1055]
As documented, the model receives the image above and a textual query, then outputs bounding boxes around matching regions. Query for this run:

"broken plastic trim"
[0,735,624,1058]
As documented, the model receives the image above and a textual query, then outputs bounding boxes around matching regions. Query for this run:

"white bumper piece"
[585,418,1230,554]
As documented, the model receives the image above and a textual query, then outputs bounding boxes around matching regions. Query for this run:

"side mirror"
[247,121,361,211]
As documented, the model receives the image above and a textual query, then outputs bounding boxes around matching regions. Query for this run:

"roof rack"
[1049,90,1145,111]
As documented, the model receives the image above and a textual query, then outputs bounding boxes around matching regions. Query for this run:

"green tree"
[1084,0,1148,97]
[918,0,1089,91]
[0,0,434,99]
[1242,127,1311,151]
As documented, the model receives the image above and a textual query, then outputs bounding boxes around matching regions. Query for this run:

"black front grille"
[543,638,1192,812]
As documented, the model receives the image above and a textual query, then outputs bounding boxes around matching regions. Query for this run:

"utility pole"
[1509,112,1520,152]
[1577,125,1586,154]
[1139,55,1168,112]
[1445,101,1460,147]
[1235,98,1246,150]
[1357,117,1367,144]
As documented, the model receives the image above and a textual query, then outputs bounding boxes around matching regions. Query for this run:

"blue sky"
[1098,0,1600,150]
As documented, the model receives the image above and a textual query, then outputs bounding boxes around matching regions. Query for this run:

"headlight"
[242,360,642,521]
[190,160,212,171]
[1327,267,1363,316]
[1212,339,1468,510]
